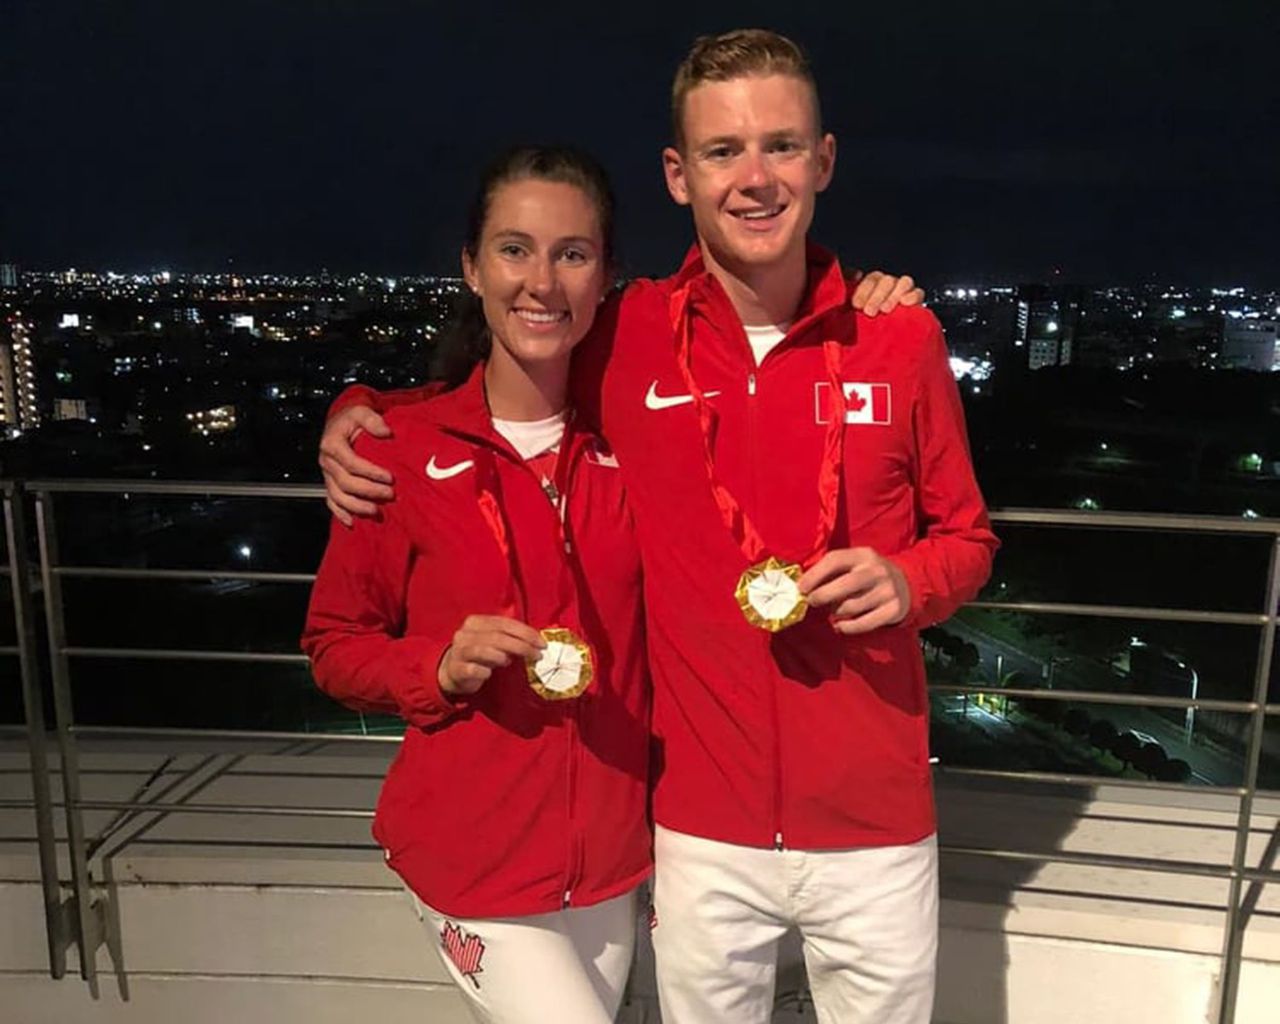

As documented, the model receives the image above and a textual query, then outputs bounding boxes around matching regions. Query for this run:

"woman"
[302,146,648,1024]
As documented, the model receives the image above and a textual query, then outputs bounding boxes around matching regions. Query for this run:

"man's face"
[663,74,835,277]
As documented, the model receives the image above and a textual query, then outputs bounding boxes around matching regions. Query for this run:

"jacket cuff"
[886,550,930,631]
[389,637,474,728]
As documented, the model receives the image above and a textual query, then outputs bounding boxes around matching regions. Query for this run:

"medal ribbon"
[474,415,583,630]
[669,283,847,570]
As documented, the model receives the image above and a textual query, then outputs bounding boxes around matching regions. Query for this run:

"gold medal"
[526,627,595,700]
[735,557,808,632]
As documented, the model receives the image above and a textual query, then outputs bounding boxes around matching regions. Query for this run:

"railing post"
[5,482,73,977]
[1214,534,1280,1024]
[34,489,105,994]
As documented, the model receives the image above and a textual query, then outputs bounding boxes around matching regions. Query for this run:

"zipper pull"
[748,373,757,396]
[774,832,784,851]
[563,889,572,907]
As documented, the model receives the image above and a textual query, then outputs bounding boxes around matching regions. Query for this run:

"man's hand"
[800,547,912,635]
[438,616,547,697]
[319,405,395,526]
[851,271,923,317]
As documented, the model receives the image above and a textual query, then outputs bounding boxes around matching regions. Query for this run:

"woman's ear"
[461,246,481,296]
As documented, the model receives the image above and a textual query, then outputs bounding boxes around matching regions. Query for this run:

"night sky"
[4,1,1277,285]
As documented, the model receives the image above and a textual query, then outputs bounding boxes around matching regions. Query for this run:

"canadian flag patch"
[440,921,486,989]
[815,382,892,425]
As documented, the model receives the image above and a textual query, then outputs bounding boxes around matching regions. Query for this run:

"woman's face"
[463,177,608,369]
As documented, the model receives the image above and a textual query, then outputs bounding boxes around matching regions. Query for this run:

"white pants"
[412,889,637,1024]
[651,826,938,1024]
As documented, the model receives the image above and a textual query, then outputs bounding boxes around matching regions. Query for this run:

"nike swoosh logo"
[425,455,475,480]
[645,381,722,411]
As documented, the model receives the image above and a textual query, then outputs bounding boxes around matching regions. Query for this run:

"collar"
[428,361,587,464]
[426,361,505,449]
[669,240,851,330]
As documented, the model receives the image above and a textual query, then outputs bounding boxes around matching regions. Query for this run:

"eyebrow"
[697,129,806,150]
[490,230,598,248]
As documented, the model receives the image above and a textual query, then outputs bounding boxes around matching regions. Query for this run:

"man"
[321,30,996,1024]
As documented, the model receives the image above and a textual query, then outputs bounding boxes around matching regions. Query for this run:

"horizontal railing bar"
[988,508,1280,535]
[965,600,1266,626]
[11,484,1280,535]
[0,646,19,656]
[8,797,1279,883]
[940,843,1280,883]
[24,479,325,499]
[929,684,1257,713]
[13,798,374,819]
[63,647,308,664]
[937,765,1250,797]
[71,725,401,744]
[54,567,316,584]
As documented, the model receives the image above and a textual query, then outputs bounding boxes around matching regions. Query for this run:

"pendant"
[735,557,808,632]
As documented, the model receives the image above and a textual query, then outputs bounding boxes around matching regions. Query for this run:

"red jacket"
[335,245,997,852]
[304,364,651,917]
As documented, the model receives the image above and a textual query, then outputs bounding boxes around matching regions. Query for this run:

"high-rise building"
[1017,285,1082,371]
[1220,319,1280,371]
[0,317,40,435]
[0,264,18,289]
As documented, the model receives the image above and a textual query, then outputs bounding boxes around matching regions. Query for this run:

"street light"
[1178,660,1199,744]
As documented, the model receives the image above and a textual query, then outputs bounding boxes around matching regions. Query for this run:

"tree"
[1134,741,1169,778]
[1063,706,1092,737]
[1111,731,1141,767]
[1157,758,1193,783]
[1088,719,1119,752]
[1019,696,1066,726]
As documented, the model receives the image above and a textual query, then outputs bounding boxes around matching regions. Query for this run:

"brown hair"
[432,145,617,388]
[670,29,822,150]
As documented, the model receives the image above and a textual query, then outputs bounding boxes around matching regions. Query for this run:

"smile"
[730,204,786,221]
[513,309,569,325]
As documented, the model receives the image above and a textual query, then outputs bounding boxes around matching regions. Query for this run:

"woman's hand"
[438,616,547,696]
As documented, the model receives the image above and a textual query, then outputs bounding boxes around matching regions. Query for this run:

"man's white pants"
[651,826,938,1024]
[412,889,637,1024]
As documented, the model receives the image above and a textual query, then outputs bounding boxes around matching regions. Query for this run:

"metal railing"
[2,479,1277,1021]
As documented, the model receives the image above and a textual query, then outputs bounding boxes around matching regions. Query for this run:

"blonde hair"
[671,29,822,150]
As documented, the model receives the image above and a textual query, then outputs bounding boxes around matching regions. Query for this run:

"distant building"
[186,405,237,436]
[0,264,18,289]
[1219,319,1280,371]
[1018,285,1081,370]
[53,398,95,423]
[0,317,40,435]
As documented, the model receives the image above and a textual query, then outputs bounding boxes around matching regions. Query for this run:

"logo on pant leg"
[648,903,658,931]
[441,921,486,989]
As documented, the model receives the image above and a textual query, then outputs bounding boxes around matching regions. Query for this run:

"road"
[943,616,1243,785]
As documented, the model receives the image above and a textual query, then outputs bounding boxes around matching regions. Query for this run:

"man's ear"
[663,146,692,206]
[815,133,837,194]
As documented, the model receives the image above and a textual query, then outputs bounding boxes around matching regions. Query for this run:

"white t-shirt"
[492,411,567,460]
[742,322,791,365]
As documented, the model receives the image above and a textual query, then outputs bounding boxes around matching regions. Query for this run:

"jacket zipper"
[558,438,584,907]
[564,701,581,906]
[740,334,785,853]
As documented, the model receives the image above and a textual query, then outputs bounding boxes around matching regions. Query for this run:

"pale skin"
[662,73,912,635]
[323,74,923,639]
[435,178,610,695]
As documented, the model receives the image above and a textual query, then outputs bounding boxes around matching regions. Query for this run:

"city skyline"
[4,2,1278,284]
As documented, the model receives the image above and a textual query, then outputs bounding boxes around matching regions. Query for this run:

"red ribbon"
[474,416,583,629]
[669,284,846,570]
